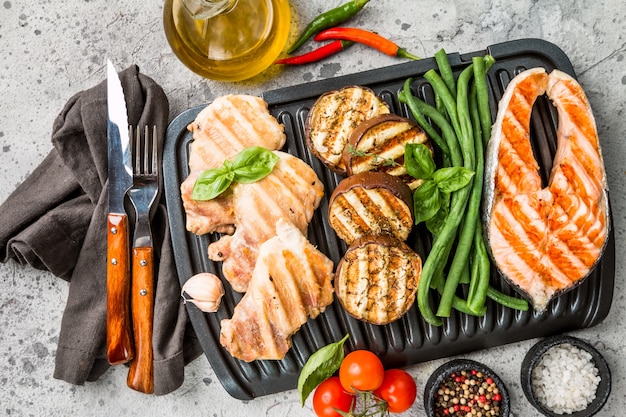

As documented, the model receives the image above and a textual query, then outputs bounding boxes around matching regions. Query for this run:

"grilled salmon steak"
[483,68,610,311]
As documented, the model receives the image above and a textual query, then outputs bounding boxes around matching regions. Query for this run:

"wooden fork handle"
[127,246,155,394]
[106,213,134,365]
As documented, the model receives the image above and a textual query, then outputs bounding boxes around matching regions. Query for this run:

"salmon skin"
[483,68,610,312]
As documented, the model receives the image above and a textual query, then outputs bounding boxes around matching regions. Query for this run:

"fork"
[126,125,159,394]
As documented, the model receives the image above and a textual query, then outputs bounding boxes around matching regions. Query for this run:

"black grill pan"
[163,38,615,400]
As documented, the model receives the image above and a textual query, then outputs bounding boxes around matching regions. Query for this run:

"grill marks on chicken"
[182,95,286,235]
[484,68,609,311]
[220,219,334,362]
[187,94,286,172]
[207,151,325,292]
[181,96,334,361]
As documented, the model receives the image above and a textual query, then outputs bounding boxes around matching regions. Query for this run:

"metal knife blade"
[106,59,134,365]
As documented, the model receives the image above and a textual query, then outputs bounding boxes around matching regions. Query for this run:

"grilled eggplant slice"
[328,171,413,245]
[343,114,431,189]
[305,86,390,174]
[335,234,422,325]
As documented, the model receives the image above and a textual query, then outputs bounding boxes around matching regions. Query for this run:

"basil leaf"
[191,166,234,201]
[413,180,441,224]
[433,167,474,193]
[405,143,436,180]
[426,192,450,236]
[231,146,280,183]
[298,334,349,405]
[191,146,280,201]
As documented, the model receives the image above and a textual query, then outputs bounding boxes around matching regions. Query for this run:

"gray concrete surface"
[1,0,625,415]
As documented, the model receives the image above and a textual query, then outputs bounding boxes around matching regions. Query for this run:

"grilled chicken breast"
[483,68,610,311]
[187,94,286,172]
[305,86,390,174]
[335,234,421,325]
[220,219,334,362]
[208,151,324,292]
[182,95,286,235]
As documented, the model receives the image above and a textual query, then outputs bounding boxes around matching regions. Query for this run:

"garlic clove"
[181,273,225,313]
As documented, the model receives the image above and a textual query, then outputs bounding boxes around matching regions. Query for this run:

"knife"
[106,59,134,365]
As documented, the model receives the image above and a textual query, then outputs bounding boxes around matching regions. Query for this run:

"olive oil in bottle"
[163,0,291,82]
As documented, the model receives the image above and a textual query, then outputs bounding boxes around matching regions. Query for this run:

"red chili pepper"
[314,27,420,60]
[274,40,354,65]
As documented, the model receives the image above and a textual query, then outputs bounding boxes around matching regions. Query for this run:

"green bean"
[400,85,465,326]
[406,97,472,326]
[455,64,477,158]
[399,80,450,156]
[432,276,486,316]
[465,57,493,313]
[399,88,462,167]
[402,70,472,324]
[287,0,371,54]
[487,287,529,311]
[468,223,491,314]
[474,55,495,147]
[430,232,455,290]
[453,296,487,316]
[423,69,463,141]
[459,261,471,285]
[435,48,456,100]
[435,93,447,121]
[435,64,477,318]
[465,80,490,312]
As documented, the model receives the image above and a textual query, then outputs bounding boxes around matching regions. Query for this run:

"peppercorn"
[433,368,503,417]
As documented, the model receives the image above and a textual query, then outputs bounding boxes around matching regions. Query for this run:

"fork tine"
[133,125,141,175]
[151,126,158,176]
[141,125,148,175]
[128,125,135,173]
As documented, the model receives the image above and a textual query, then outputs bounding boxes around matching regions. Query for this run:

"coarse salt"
[531,343,601,414]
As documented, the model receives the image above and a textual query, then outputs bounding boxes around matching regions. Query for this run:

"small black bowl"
[521,335,611,417]
[424,359,510,417]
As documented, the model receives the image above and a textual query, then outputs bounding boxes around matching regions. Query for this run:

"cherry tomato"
[312,376,354,417]
[339,350,385,393]
[373,369,417,413]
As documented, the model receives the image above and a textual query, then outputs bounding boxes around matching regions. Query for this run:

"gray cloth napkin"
[0,65,202,395]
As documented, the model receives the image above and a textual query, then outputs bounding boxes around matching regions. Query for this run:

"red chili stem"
[275,40,354,65]
[314,27,420,60]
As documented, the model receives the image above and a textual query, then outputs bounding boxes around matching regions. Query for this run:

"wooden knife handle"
[127,246,155,394]
[106,213,134,365]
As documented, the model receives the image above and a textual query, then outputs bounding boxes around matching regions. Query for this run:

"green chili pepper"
[288,0,371,54]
